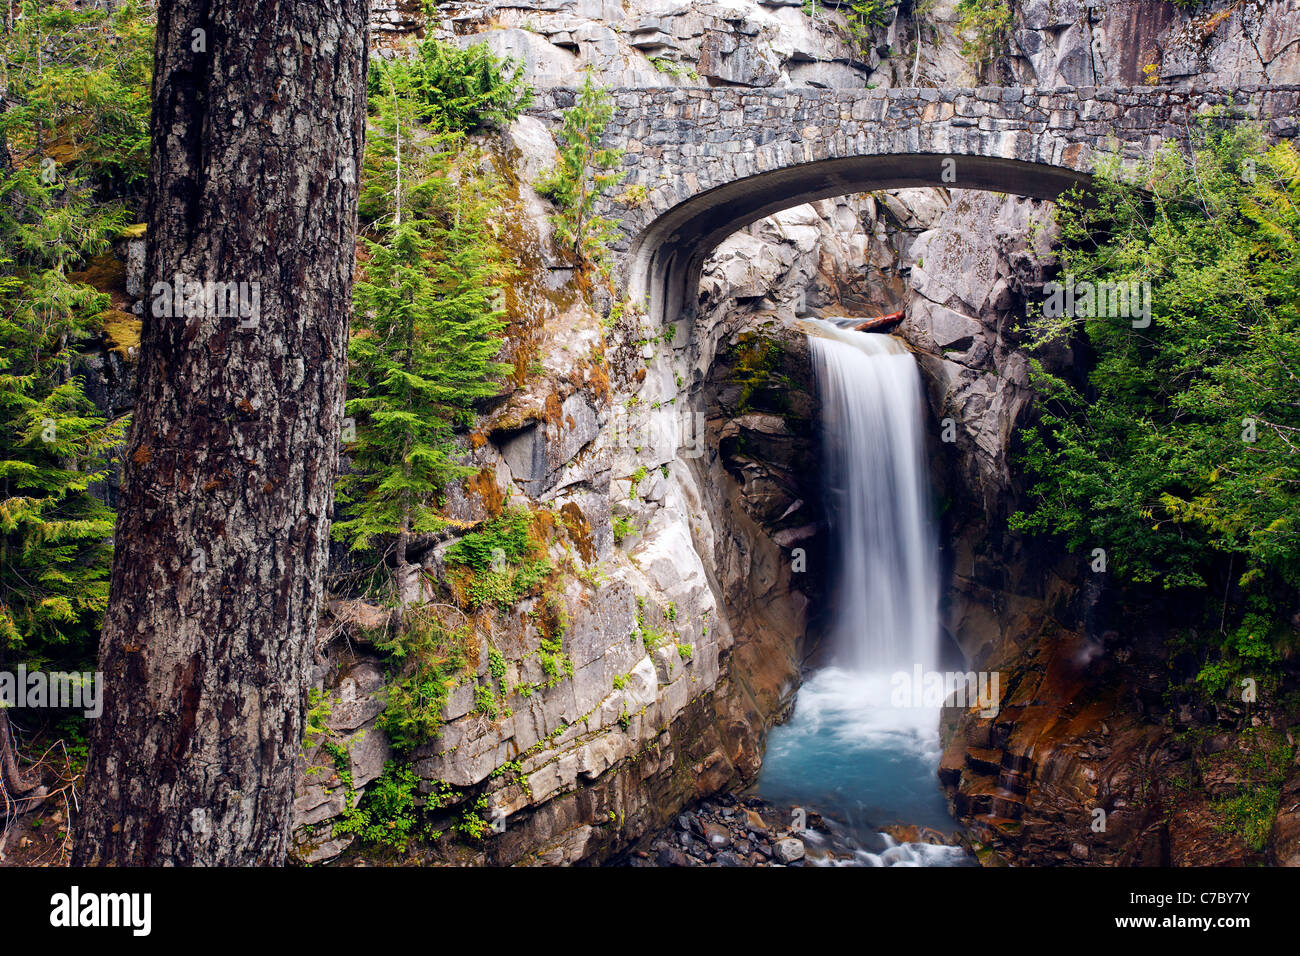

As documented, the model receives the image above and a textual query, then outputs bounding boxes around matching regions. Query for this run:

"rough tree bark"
[74,0,369,865]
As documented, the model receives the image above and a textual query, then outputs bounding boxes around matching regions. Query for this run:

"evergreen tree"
[0,163,123,669]
[334,57,511,598]
[1,0,154,197]
[537,70,625,267]
[0,0,147,670]
[403,40,532,134]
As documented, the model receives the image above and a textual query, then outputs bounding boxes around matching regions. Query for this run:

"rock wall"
[294,116,732,862]
[425,0,1300,92]
[1007,0,1300,88]
[431,0,877,89]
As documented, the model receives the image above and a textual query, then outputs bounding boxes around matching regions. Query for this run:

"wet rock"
[702,821,732,849]
[656,846,690,867]
[773,837,805,863]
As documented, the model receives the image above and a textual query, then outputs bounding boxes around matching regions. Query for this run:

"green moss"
[729,331,794,414]
[446,507,553,610]
[98,309,141,358]
[1200,726,1294,852]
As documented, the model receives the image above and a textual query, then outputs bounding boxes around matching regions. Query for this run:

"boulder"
[773,837,805,862]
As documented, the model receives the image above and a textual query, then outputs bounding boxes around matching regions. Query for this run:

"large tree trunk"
[74,0,369,865]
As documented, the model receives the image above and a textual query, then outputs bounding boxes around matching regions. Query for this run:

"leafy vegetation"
[842,1,900,54]
[1174,726,1296,852]
[0,0,152,670]
[333,46,513,565]
[372,611,474,752]
[612,513,636,544]
[650,58,699,82]
[632,595,677,653]
[333,760,439,853]
[444,508,553,611]
[536,71,626,267]
[1014,123,1300,691]
[2,0,154,197]
[380,39,533,135]
[954,0,1014,72]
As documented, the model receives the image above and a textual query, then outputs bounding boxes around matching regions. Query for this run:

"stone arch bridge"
[529,84,1300,324]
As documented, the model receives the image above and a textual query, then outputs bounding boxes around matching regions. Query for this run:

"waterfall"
[756,319,964,864]
[806,320,939,676]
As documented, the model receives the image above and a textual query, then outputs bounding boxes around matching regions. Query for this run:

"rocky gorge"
[37,0,1300,869]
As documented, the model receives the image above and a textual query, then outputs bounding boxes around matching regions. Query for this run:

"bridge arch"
[627,152,1094,327]
[529,84,1297,325]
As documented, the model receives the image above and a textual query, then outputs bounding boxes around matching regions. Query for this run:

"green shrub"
[371,38,533,134]
[1013,124,1300,686]
[446,508,553,610]
[1204,728,1293,852]
[453,794,492,840]
[445,509,536,570]
[841,1,900,54]
[334,761,434,854]
[954,0,1013,70]
[373,615,472,751]
[612,514,636,544]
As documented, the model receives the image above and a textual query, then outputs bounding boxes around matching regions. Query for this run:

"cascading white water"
[806,320,939,676]
[756,319,968,865]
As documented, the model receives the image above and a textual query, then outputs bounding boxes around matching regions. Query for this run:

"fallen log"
[853,310,905,332]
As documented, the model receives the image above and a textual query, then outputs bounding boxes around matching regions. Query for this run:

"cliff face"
[291,150,905,864]
[416,0,1300,91]
[290,123,863,866]
[281,1,1300,864]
